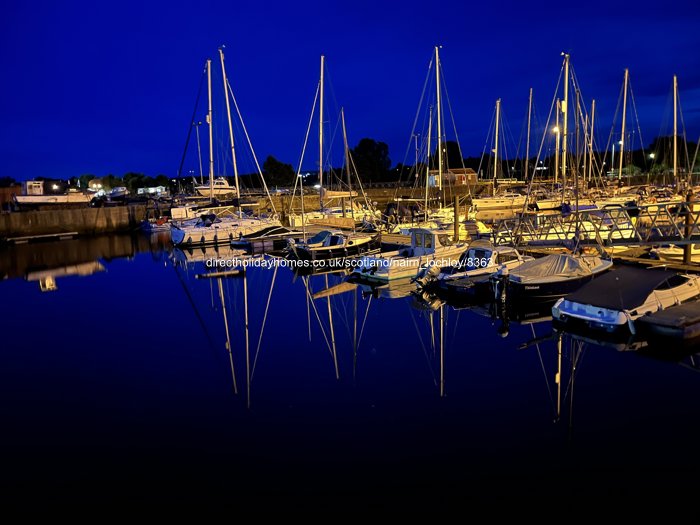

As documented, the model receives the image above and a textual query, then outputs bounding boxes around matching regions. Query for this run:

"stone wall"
[0,205,147,240]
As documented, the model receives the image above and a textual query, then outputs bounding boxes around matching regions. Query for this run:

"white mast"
[525,87,532,180]
[582,114,588,185]
[207,59,214,202]
[561,53,569,189]
[219,47,241,206]
[319,55,325,210]
[435,46,443,194]
[588,99,595,185]
[618,68,629,182]
[194,121,204,185]
[341,108,353,223]
[554,99,560,185]
[674,75,678,186]
[425,106,432,216]
[494,98,501,194]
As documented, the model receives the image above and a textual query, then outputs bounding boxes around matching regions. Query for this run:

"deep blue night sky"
[1,0,698,181]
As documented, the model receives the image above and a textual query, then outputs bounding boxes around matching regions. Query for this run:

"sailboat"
[287,57,381,230]
[171,49,280,246]
[472,99,527,211]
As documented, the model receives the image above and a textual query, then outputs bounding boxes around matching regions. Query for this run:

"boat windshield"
[457,248,491,270]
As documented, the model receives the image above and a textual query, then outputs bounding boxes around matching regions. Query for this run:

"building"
[428,167,477,186]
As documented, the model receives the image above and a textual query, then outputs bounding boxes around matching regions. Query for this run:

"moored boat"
[552,267,700,333]
[493,253,613,302]
[352,228,466,282]
[286,230,381,261]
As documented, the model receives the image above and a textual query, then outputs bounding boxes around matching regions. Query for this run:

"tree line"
[1,135,694,189]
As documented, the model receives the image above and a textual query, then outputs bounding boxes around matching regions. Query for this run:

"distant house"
[137,186,168,196]
[428,167,477,186]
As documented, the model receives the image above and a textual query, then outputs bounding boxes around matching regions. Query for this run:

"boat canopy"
[305,230,333,244]
[563,267,678,310]
[510,254,602,283]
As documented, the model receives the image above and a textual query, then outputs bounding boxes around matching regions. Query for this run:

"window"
[656,274,689,289]
[425,235,433,249]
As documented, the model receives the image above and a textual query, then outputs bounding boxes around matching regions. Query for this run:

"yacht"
[352,228,466,282]
[552,267,700,332]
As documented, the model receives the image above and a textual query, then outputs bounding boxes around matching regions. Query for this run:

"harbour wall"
[0,205,147,240]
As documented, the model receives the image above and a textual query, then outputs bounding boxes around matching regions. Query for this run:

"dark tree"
[351,138,391,181]
[263,155,295,186]
[0,176,17,187]
[78,174,96,189]
[123,172,145,192]
[443,141,464,170]
[154,174,170,187]
[103,174,124,190]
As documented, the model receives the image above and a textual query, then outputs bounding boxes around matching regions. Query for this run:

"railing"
[491,201,700,248]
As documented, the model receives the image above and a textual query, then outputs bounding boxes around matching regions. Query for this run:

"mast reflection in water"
[1,233,700,506]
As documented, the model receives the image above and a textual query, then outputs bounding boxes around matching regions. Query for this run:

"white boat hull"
[353,245,466,282]
[472,196,527,210]
[171,217,281,245]
[15,194,92,204]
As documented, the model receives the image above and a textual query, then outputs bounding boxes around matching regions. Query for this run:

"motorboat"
[552,267,700,332]
[286,230,381,261]
[493,253,613,302]
[352,228,466,282]
[195,177,238,198]
[414,240,532,294]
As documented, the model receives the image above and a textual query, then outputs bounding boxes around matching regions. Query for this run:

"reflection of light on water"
[39,276,57,292]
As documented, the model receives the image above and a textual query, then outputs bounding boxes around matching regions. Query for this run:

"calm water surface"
[1,233,699,507]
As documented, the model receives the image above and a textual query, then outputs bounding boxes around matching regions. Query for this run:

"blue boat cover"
[564,266,676,310]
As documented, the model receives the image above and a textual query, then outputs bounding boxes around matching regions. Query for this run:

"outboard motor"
[492,264,510,304]
[413,263,442,288]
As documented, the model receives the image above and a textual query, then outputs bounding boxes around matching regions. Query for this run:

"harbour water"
[2,233,700,507]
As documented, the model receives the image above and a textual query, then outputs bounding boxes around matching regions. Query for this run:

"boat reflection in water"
[3,231,700,501]
[28,261,106,292]
[0,233,168,291]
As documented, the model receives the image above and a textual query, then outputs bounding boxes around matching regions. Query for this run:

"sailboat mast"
[588,99,595,185]
[561,53,569,190]
[435,46,443,195]
[618,68,629,182]
[582,114,588,185]
[219,48,241,207]
[525,87,532,180]
[426,106,432,214]
[341,108,353,213]
[674,75,678,185]
[494,98,501,193]
[207,59,214,202]
[554,100,560,185]
[319,55,325,210]
[194,122,204,185]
